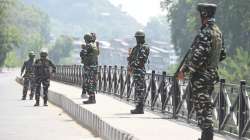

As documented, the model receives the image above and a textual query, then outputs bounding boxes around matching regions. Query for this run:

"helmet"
[90,32,96,42]
[134,30,145,37]
[197,3,217,18]
[40,50,48,57]
[84,33,92,42]
[28,51,35,58]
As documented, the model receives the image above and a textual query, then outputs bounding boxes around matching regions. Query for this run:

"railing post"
[161,71,167,112]
[150,70,156,110]
[108,66,112,93]
[119,66,124,98]
[172,76,180,119]
[219,79,226,131]
[113,65,118,94]
[239,80,246,138]
[98,66,102,92]
[103,65,107,92]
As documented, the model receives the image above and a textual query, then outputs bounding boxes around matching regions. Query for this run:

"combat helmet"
[134,30,145,38]
[197,3,217,18]
[84,33,92,42]
[40,49,48,58]
[28,51,35,58]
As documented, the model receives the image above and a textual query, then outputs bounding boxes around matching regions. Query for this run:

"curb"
[15,77,137,140]
[48,90,137,140]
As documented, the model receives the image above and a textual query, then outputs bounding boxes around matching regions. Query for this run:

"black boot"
[200,127,213,140]
[34,100,39,106]
[44,100,48,106]
[34,95,40,106]
[83,95,96,104]
[130,102,144,114]
[29,94,34,100]
[21,96,26,100]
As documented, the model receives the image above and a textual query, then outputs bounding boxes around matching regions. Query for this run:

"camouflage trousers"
[35,77,50,102]
[22,77,35,98]
[190,70,218,130]
[133,69,146,104]
[83,65,97,96]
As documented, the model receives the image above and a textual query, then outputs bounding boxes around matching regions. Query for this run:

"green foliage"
[161,0,250,57]
[219,48,250,83]
[49,35,74,64]
[144,16,170,42]
[4,51,22,68]
[0,0,50,67]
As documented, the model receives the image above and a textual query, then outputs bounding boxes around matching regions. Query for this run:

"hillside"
[22,0,143,39]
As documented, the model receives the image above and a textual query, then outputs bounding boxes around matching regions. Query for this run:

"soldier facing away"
[80,33,99,104]
[127,30,150,114]
[33,50,56,106]
[178,3,226,140]
[21,51,36,100]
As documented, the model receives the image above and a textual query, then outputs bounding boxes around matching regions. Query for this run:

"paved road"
[0,71,101,140]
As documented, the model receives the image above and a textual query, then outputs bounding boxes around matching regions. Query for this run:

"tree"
[144,16,171,42]
[49,35,73,64]
[161,0,250,57]
[0,0,51,67]
[219,48,250,83]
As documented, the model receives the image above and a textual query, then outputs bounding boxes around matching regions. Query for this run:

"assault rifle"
[170,35,198,118]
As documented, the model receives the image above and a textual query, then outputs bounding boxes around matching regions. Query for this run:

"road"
[0,71,101,140]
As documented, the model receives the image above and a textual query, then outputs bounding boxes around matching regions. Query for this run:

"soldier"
[33,50,56,106]
[178,3,226,140]
[81,43,88,99]
[21,51,36,100]
[80,33,99,104]
[127,30,150,114]
[81,33,100,99]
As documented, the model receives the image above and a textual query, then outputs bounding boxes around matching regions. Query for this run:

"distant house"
[71,38,177,73]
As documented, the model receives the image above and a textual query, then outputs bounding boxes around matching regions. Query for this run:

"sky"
[108,0,164,25]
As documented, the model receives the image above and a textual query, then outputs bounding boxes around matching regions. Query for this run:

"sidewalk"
[49,81,235,140]
[0,72,101,140]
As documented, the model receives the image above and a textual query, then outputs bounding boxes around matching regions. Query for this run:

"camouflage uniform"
[21,54,35,100]
[80,33,99,104]
[182,3,226,140]
[81,33,100,98]
[33,51,56,106]
[128,30,150,114]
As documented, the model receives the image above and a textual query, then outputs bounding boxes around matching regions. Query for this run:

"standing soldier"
[33,50,56,106]
[80,33,99,104]
[178,3,226,140]
[127,30,150,114]
[21,51,36,100]
[81,32,100,99]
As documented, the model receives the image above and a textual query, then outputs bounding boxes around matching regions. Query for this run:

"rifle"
[170,35,198,118]
[174,49,191,78]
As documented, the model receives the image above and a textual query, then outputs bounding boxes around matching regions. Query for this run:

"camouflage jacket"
[80,42,98,66]
[34,58,56,79]
[128,44,150,70]
[183,22,226,74]
[21,59,35,78]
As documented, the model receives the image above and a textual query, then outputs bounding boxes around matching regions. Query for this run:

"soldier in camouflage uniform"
[127,30,150,114]
[81,33,100,99]
[21,51,36,100]
[33,50,56,106]
[80,33,99,104]
[178,3,226,140]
